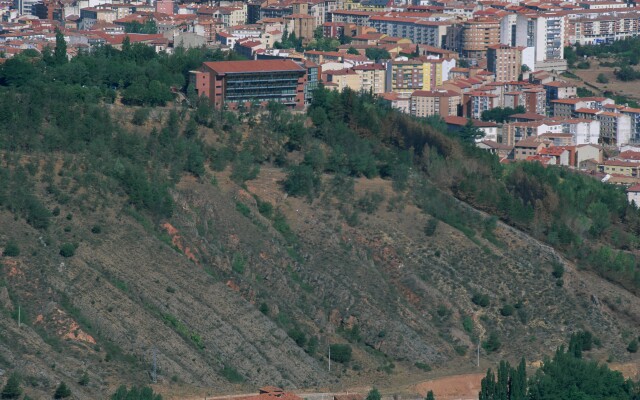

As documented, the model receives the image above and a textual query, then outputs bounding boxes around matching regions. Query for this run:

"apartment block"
[566,9,640,45]
[410,89,461,118]
[551,97,615,117]
[353,63,386,94]
[513,12,566,71]
[386,59,425,94]
[325,68,362,92]
[597,111,631,146]
[193,59,306,108]
[459,17,500,60]
[486,44,523,82]
[368,16,450,48]
[557,118,601,145]
[469,91,500,119]
[622,107,640,144]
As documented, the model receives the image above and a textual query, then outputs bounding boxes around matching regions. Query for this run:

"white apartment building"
[514,12,567,72]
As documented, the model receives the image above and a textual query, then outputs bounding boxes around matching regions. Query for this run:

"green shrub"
[287,328,307,347]
[472,293,490,307]
[231,253,245,274]
[110,385,162,400]
[78,372,89,387]
[576,60,590,69]
[91,225,102,234]
[256,198,273,218]
[454,344,468,356]
[329,344,352,363]
[355,191,384,214]
[59,243,76,257]
[235,201,251,218]
[500,304,515,316]
[627,339,638,353]
[365,388,381,400]
[597,73,609,84]
[221,365,244,383]
[552,263,564,279]
[424,218,438,236]
[3,241,20,257]
[230,151,259,184]
[462,316,474,333]
[131,108,150,125]
[483,332,501,352]
[306,336,318,355]
[415,362,432,371]
[1,373,22,399]
[53,382,71,399]
[436,304,451,320]
[283,164,321,199]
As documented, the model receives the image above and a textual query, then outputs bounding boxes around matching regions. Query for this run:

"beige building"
[460,17,500,60]
[410,90,461,118]
[353,63,386,94]
[486,44,523,83]
[325,68,362,92]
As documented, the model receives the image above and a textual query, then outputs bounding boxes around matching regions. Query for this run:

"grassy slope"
[2,108,640,398]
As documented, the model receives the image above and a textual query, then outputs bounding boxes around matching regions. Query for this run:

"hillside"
[1,103,640,398]
[2,46,640,399]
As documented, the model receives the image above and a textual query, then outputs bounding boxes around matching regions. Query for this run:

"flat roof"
[203,59,305,74]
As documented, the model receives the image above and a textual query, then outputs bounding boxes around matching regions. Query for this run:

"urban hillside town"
[5,0,640,200]
[6,0,640,397]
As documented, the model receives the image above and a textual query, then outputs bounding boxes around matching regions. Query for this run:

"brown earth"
[570,59,640,102]
[413,373,483,400]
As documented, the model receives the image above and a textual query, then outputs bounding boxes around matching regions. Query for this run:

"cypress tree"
[496,360,510,400]
[54,29,67,65]
[510,357,527,400]
[425,390,435,400]
[479,368,496,400]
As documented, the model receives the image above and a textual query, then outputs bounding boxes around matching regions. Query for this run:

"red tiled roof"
[539,147,567,156]
[602,160,639,167]
[444,116,497,127]
[411,89,459,97]
[509,112,546,120]
[627,184,640,192]
[574,108,601,114]
[479,140,513,150]
[203,59,304,74]
[618,150,640,161]
[352,63,385,71]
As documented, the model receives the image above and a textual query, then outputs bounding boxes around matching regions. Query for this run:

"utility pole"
[477,334,481,368]
[328,343,331,372]
[152,347,157,384]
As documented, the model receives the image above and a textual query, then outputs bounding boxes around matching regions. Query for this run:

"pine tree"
[459,118,484,143]
[365,388,381,400]
[53,382,71,399]
[1,373,22,399]
[78,371,90,386]
[425,390,435,400]
[54,29,67,65]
